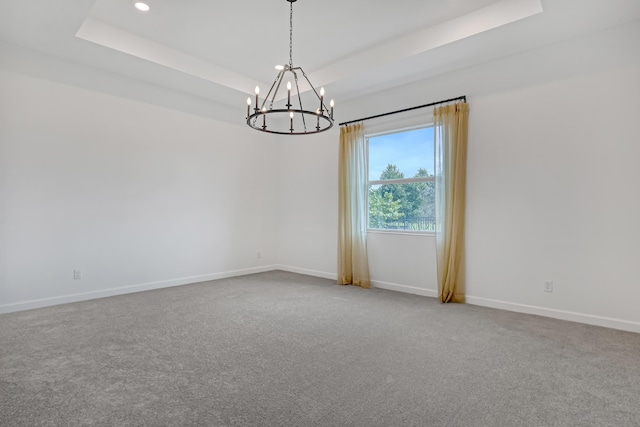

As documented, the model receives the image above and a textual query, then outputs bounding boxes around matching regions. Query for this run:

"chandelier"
[245,0,334,135]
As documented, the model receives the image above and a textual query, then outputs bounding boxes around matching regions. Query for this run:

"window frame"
[366,124,435,235]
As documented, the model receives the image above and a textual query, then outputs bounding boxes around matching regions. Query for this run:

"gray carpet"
[1,270,639,426]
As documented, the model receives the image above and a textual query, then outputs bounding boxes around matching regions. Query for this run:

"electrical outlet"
[73,269,82,280]
[544,281,553,293]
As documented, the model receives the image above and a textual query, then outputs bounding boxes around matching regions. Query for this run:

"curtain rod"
[338,95,467,127]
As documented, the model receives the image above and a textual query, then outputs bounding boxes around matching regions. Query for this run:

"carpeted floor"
[1,270,639,426]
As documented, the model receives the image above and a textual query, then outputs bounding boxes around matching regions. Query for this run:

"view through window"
[367,126,434,232]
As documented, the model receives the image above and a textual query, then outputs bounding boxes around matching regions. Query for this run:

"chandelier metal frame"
[245,0,333,135]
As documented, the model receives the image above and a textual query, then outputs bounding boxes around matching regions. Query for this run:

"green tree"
[378,164,427,219]
[412,168,435,219]
[379,164,404,180]
[368,189,401,228]
[372,164,435,230]
[378,164,410,218]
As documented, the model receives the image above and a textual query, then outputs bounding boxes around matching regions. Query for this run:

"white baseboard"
[279,268,640,334]
[4,265,639,334]
[274,265,338,281]
[0,265,279,314]
[466,295,640,334]
[274,267,439,298]
[371,280,438,298]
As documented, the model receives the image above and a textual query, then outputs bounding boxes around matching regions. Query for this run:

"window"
[367,126,435,232]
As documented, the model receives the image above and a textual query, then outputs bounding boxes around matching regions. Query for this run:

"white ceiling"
[1,0,640,122]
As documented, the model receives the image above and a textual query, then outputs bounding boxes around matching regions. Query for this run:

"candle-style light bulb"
[262,107,267,129]
[247,97,252,118]
[330,99,335,120]
[287,81,292,108]
[290,111,294,133]
[254,86,260,110]
[319,87,325,112]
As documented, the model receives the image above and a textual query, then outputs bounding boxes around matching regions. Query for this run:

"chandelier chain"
[289,0,293,67]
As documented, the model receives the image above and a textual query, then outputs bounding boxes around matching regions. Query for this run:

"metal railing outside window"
[369,216,436,232]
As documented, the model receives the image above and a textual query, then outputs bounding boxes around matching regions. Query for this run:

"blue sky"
[368,127,434,180]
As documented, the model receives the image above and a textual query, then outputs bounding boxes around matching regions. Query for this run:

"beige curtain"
[338,124,370,288]
[434,102,469,303]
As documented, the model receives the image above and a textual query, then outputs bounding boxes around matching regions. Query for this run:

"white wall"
[465,52,640,330]
[276,20,640,332]
[276,131,339,278]
[2,20,639,333]
[0,56,278,312]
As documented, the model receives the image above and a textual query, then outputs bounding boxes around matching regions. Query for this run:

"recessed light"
[134,2,150,12]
